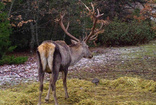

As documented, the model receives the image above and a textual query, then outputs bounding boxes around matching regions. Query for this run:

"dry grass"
[0,77,156,105]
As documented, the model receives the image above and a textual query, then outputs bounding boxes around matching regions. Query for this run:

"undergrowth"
[99,19,155,46]
[0,77,156,105]
[0,55,28,65]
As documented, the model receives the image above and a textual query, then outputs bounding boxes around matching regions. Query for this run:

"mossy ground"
[0,77,156,105]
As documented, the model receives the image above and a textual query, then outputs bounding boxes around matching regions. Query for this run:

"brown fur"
[37,40,93,105]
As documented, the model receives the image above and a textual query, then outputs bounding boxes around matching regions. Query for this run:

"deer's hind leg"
[62,69,69,99]
[38,70,45,105]
[50,51,61,105]
[45,75,52,102]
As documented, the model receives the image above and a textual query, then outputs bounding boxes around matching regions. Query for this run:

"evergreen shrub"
[0,56,28,65]
[0,2,15,59]
[99,19,155,46]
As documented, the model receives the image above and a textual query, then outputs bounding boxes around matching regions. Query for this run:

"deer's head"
[70,40,93,58]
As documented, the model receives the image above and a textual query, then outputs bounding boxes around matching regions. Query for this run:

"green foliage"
[97,0,146,20]
[0,55,28,65]
[132,8,141,17]
[0,2,14,59]
[99,19,155,46]
[0,77,156,105]
[0,2,5,10]
[1,0,153,50]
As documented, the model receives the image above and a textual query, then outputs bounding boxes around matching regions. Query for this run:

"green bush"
[0,2,15,59]
[99,19,155,46]
[0,56,28,65]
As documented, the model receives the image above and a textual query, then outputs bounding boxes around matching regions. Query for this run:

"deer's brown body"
[37,40,92,105]
[37,2,104,105]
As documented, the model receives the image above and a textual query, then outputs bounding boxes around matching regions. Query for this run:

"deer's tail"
[37,42,56,72]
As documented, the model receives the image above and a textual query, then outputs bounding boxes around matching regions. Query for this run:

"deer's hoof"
[45,98,49,103]
[65,96,69,99]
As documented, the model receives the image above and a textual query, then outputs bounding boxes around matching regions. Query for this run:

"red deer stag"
[37,2,104,105]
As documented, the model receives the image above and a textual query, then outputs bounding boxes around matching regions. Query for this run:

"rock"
[92,78,99,85]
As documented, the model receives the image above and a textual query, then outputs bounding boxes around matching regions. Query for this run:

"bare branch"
[8,0,15,18]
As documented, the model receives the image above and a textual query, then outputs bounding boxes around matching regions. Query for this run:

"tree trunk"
[30,22,35,53]
[27,0,36,53]
[35,0,39,46]
[8,0,15,18]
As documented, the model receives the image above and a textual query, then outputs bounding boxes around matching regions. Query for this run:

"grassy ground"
[0,77,156,105]
[68,40,156,81]
[0,41,156,105]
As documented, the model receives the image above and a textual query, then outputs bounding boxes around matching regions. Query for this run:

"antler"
[81,1,104,42]
[56,13,80,42]
[89,22,104,41]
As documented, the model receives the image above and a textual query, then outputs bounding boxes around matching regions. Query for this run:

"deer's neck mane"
[69,44,84,66]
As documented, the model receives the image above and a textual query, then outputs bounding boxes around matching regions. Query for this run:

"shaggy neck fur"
[69,44,84,66]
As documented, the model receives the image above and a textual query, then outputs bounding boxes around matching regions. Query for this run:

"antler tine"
[58,13,80,42]
[60,13,65,19]
[99,22,104,29]
[84,9,104,42]
[96,22,104,32]
[83,32,88,41]
[90,29,104,40]
[66,22,70,30]
[80,1,104,43]
[82,2,95,14]
[96,9,104,18]
[89,23,104,41]
[81,0,91,12]
[89,34,98,41]
[91,2,95,13]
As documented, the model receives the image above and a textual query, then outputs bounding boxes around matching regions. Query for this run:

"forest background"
[0,0,156,64]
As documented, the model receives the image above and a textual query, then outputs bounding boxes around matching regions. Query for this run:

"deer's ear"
[71,40,78,44]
